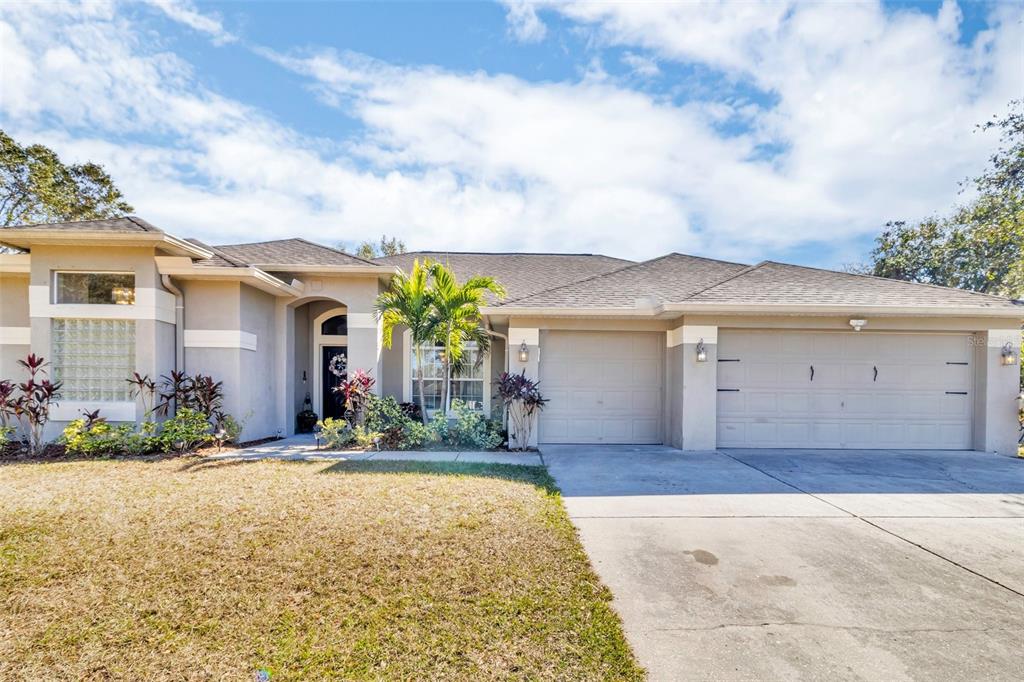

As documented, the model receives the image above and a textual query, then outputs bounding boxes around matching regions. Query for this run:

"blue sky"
[1,1,1020,267]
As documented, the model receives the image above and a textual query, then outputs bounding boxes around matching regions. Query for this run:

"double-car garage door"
[717,330,975,449]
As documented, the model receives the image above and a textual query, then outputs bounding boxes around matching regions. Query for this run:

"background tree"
[355,234,407,260]
[375,260,438,424]
[0,130,132,227]
[428,263,505,414]
[867,100,1023,299]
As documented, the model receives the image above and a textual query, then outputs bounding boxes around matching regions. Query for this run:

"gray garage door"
[539,330,663,444]
[717,330,974,449]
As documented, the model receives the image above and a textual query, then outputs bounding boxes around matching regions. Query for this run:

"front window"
[52,319,136,401]
[411,343,484,412]
[55,272,135,305]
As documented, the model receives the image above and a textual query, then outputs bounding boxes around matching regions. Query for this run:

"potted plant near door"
[296,393,318,433]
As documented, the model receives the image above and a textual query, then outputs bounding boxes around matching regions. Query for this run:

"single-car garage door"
[539,330,663,444]
[717,330,974,449]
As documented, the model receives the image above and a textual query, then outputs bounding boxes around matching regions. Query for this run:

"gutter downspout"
[161,275,184,373]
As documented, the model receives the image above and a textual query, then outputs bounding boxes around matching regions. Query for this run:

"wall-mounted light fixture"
[1001,342,1018,366]
[849,319,867,332]
[696,338,708,362]
[518,341,530,363]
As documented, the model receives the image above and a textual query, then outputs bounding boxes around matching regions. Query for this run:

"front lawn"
[0,458,643,680]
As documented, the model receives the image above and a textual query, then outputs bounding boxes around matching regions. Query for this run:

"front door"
[321,346,348,420]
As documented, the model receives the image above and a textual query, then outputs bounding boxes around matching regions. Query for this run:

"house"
[0,217,1020,454]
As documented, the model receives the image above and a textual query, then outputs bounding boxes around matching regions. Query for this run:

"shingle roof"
[686,261,1023,310]
[1,216,161,232]
[498,253,750,308]
[215,238,377,267]
[185,239,248,268]
[374,251,632,301]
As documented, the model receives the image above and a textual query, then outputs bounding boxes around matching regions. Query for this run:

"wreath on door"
[328,353,348,378]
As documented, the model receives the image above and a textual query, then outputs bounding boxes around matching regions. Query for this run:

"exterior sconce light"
[518,341,530,363]
[849,319,867,332]
[696,339,708,362]
[1001,342,1017,366]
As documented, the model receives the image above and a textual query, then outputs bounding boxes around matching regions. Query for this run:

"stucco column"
[678,324,718,451]
[346,312,382,396]
[508,326,540,447]
[975,329,1021,455]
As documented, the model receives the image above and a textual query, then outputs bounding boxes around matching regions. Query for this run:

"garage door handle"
[873,366,878,382]
[809,365,814,382]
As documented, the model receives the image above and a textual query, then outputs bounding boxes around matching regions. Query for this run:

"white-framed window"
[51,319,136,401]
[411,342,485,412]
[54,271,135,305]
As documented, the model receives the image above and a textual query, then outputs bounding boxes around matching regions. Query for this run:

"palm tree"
[428,263,506,414]
[375,259,439,424]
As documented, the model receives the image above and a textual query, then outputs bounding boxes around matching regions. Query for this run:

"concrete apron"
[543,445,1024,682]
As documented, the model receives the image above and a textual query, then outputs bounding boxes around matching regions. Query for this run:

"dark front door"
[322,346,348,420]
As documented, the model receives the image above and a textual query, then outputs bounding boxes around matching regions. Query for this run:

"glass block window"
[52,319,136,401]
[411,343,484,412]
[55,272,135,305]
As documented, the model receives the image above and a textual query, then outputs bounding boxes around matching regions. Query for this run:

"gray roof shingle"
[686,261,1022,310]
[498,253,750,308]
[1,216,162,233]
[215,238,377,267]
[185,239,248,268]
[373,251,632,301]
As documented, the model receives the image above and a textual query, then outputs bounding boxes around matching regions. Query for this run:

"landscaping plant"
[158,407,213,454]
[317,417,354,449]
[495,370,548,451]
[447,399,503,450]
[12,354,62,456]
[334,369,375,424]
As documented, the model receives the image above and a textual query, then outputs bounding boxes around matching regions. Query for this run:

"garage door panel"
[717,331,974,450]
[539,331,663,444]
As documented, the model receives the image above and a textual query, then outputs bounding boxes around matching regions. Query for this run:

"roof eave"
[484,302,1024,319]
[0,231,213,259]
[0,253,31,274]
[155,258,301,297]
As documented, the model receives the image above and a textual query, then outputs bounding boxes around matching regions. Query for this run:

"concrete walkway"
[544,445,1024,681]
[210,433,543,466]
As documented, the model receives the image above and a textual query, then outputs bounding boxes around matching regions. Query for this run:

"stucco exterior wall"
[0,274,30,382]
[239,284,278,440]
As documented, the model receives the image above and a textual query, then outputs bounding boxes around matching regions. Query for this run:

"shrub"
[364,394,438,450]
[12,354,62,456]
[447,399,503,450]
[352,425,382,449]
[159,408,212,454]
[317,417,354,449]
[60,413,160,458]
[495,370,548,451]
[0,424,14,450]
[334,369,376,423]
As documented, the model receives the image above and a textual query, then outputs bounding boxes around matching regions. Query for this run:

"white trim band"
[184,330,258,351]
[0,326,30,345]
[347,312,378,329]
[30,285,176,324]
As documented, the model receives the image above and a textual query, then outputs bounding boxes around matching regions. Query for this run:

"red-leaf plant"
[0,379,16,430]
[333,369,376,424]
[12,354,62,456]
[494,370,548,451]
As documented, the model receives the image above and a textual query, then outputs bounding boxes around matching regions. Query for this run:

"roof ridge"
[124,216,160,232]
[678,261,770,302]
[760,260,1017,303]
[497,252,705,306]
[289,237,380,266]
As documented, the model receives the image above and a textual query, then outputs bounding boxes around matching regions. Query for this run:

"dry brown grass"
[0,457,643,681]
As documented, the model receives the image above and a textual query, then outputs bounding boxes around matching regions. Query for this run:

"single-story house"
[0,217,1020,454]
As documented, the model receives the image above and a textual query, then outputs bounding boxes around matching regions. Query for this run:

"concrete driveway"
[543,446,1024,681]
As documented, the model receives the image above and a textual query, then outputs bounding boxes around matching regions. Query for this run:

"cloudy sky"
[1,1,1020,266]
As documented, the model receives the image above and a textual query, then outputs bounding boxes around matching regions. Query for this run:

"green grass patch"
[0,457,643,680]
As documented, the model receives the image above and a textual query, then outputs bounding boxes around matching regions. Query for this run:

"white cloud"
[0,0,1020,267]
[620,51,660,78]
[502,1,547,43]
[143,0,236,44]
